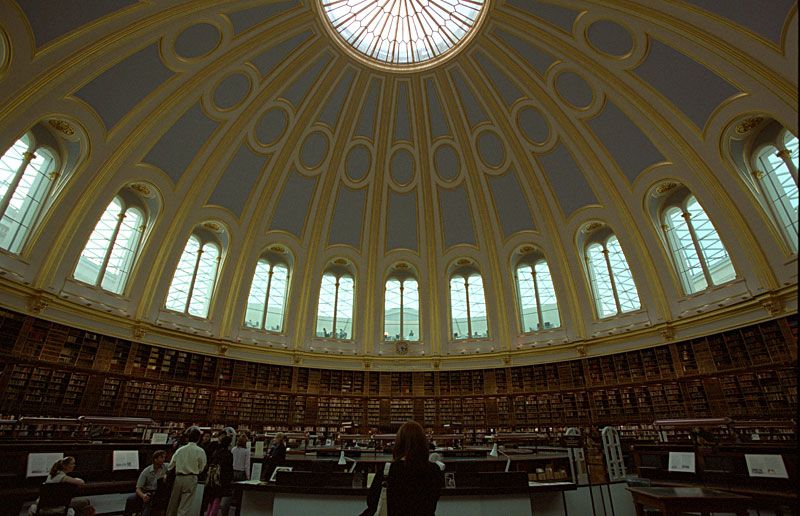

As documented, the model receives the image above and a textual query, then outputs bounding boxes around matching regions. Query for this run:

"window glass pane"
[0,137,28,201]
[758,143,799,251]
[606,236,640,313]
[516,265,539,332]
[384,279,401,341]
[165,235,200,312]
[0,149,54,253]
[785,132,799,169]
[450,276,469,340]
[534,261,560,329]
[335,275,354,339]
[265,264,289,332]
[686,196,735,286]
[188,242,219,317]
[403,279,420,341]
[74,198,121,286]
[100,207,143,294]
[587,243,617,317]
[316,274,337,337]
[467,274,488,338]
[245,260,270,328]
[664,206,707,294]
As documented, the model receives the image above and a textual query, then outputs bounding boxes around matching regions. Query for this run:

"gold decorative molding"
[432,359,440,369]
[269,245,287,254]
[293,353,302,365]
[218,344,229,355]
[581,221,604,234]
[651,181,680,198]
[132,324,146,339]
[575,344,587,357]
[734,116,764,136]
[395,340,409,354]
[203,221,224,233]
[761,295,782,316]
[502,354,511,365]
[751,169,765,180]
[48,119,75,136]
[660,324,675,341]
[362,359,371,369]
[129,183,155,198]
[27,294,48,314]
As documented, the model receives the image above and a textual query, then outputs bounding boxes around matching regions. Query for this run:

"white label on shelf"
[150,432,168,444]
[745,454,788,478]
[27,453,64,478]
[667,452,695,473]
[112,450,140,471]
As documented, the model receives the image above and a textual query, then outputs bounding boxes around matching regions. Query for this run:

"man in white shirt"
[166,427,207,516]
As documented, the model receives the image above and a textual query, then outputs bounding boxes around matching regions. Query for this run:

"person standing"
[123,450,167,516]
[166,427,207,516]
[231,434,251,481]
[262,432,286,481]
[204,435,233,516]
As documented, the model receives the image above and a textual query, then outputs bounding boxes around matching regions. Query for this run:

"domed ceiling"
[0,0,796,370]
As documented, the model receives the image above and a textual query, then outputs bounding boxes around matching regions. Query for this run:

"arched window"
[516,259,560,332]
[315,270,354,340]
[384,275,420,342]
[450,271,488,340]
[752,130,798,251]
[245,259,289,332]
[0,133,58,253]
[662,194,735,294]
[73,196,144,294]
[585,233,641,318]
[165,233,221,318]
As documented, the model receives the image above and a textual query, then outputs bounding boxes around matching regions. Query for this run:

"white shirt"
[231,446,251,478]
[169,442,206,475]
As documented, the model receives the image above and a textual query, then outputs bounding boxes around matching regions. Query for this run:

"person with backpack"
[204,435,233,516]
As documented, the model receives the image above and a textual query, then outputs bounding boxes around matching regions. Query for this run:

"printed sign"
[27,453,64,478]
[150,432,168,444]
[667,451,696,473]
[112,450,140,471]
[254,441,265,458]
[745,454,788,478]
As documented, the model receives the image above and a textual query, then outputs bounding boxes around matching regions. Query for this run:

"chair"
[32,482,79,516]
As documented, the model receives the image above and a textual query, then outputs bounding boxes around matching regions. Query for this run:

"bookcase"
[0,308,795,444]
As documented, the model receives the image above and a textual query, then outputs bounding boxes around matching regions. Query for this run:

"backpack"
[206,464,222,490]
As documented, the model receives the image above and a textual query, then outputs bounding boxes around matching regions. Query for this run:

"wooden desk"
[627,486,750,516]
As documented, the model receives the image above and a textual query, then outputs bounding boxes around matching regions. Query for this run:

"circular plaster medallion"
[345,144,371,181]
[175,23,221,59]
[255,108,288,146]
[300,131,329,169]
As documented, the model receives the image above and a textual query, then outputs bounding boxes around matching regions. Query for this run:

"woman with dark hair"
[360,421,444,516]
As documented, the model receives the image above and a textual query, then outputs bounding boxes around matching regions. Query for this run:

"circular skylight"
[320,0,486,68]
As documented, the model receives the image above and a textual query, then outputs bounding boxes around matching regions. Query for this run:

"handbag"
[374,462,391,516]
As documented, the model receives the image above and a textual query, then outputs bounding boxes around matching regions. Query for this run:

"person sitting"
[123,450,167,516]
[360,421,444,516]
[31,457,96,516]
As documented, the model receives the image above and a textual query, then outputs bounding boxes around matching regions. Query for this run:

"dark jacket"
[205,447,234,499]
[360,460,444,516]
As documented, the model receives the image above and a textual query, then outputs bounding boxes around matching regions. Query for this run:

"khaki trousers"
[166,474,197,516]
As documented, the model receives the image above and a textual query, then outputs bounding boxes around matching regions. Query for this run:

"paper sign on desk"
[254,441,265,458]
[250,463,262,481]
[745,454,788,478]
[27,453,63,477]
[150,432,168,444]
[668,451,695,473]
[112,450,140,471]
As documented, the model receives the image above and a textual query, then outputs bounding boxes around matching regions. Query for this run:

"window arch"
[165,231,222,318]
[515,255,560,333]
[450,268,488,340]
[0,133,58,253]
[662,194,736,294]
[315,265,354,340]
[384,265,420,342]
[751,129,798,252]
[245,255,290,332]
[583,228,641,318]
[74,196,145,294]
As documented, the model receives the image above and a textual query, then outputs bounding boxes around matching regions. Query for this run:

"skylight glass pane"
[587,243,617,317]
[516,265,539,333]
[450,276,469,340]
[384,279,401,341]
[265,264,289,332]
[100,207,143,294]
[758,143,799,251]
[686,196,735,286]
[316,274,337,337]
[467,274,488,338]
[320,0,485,65]
[165,235,200,312]
[665,206,707,294]
[74,198,122,286]
[245,260,270,328]
[0,137,28,202]
[606,236,640,313]
[188,242,219,317]
[336,275,354,339]
[402,279,420,341]
[0,148,54,253]
[534,261,560,329]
